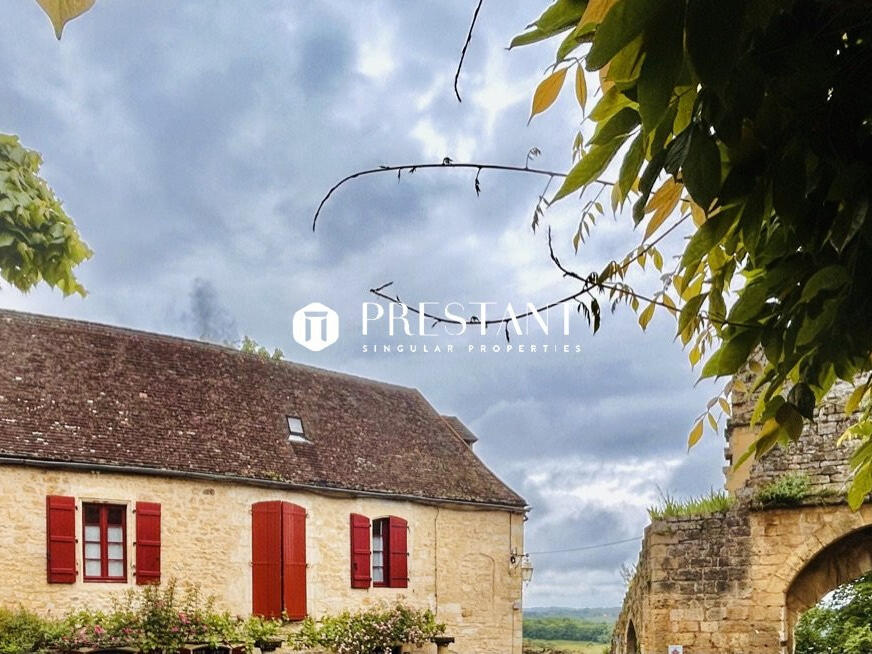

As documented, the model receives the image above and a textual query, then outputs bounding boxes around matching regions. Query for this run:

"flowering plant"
[0,579,282,653]
[291,603,444,654]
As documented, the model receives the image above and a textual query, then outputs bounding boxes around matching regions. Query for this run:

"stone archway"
[785,525,872,652]
[626,620,638,654]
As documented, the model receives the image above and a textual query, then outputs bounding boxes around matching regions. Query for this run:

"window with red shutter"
[135,502,161,585]
[252,501,283,618]
[350,513,372,589]
[82,503,127,582]
[282,502,307,620]
[46,495,76,584]
[387,516,409,589]
[252,501,307,619]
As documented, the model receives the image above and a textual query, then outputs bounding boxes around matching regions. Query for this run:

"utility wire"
[527,536,642,556]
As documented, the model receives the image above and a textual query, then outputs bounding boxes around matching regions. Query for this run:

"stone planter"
[254,638,283,652]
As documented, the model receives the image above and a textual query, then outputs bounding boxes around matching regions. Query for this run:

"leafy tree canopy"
[513,0,872,507]
[795,572,872,654]
[0,134,90,296]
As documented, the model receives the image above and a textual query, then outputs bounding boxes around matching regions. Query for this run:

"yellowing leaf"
[660,293,677,317]
[575,66,588,111]
[688,419,704,448]
[718,397,732,415]
[690,200,706,226]
[579,0,619,28]
[707,412,718,431]
[599,62,614,93]
[530,67,568,121]
[644,178,683,240]
[846,385,868,415]
[689,345,701,366]
[638,302,655,330]
[36,0,95,39]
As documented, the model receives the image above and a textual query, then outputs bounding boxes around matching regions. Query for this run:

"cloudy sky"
[2,1,726,607]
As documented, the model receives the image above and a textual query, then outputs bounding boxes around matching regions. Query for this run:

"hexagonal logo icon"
[292,302,339,352]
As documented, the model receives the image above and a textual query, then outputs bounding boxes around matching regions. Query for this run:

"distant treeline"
[523,617,613,643]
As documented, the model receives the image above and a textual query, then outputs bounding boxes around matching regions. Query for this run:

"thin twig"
[313,161,588,231]
[454,0,485,102]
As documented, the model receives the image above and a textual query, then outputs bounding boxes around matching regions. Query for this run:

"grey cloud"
[1,0,729,608]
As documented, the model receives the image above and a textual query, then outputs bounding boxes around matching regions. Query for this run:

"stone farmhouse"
[613,368,872,654]
[0,310,527,654]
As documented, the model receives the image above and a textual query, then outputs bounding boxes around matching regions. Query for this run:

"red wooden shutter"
[387,516,408,588]
[282,503,307,620]
[350,513,371,588]
[252,501,283,618]
[46,495,77,583]
[135,502,161,585]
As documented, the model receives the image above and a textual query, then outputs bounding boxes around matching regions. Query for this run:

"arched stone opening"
[785,525,872,652]
[626,620,638,654]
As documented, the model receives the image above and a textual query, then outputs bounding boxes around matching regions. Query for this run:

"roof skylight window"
[287,416,309,443]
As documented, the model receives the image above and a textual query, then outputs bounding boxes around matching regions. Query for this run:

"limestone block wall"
[614,371,872,654]
[0,464,525,654]
[612,509,752,653]
[728,375,857,496]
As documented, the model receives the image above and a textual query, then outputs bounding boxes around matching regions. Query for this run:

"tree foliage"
[0,134,91,296]
[513,0,872,507]
[523,616,612,644]
[795,572,872,654]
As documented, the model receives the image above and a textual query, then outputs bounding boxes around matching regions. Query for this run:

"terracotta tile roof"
[0,309,525,509]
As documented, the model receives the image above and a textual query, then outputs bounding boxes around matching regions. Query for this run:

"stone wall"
[614,372,872,653]
[612,510,752,653]
[0,464,525,654]
[727,375,857,496]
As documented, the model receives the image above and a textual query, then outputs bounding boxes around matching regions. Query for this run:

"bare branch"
[454,0,485,103]
[313,161,584,231]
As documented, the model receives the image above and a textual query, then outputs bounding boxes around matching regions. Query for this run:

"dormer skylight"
[287,416,309,443]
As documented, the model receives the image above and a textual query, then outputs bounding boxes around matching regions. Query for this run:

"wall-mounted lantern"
[510,549,534,583]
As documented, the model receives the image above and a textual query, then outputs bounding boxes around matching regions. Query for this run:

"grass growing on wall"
[754,473,812,507]
[647,490,735,520]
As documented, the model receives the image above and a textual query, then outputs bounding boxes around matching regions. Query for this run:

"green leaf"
[680,209,734,270]
[772,143,806,222]
[552,137,625,201]
[682,126,721,209]
[617,133,644,201]
[557,24,596,61]
[632,149,666,224]
[586,0,661,70]
[590,107,640,145]
[829,196,869,253]
[590,86,634,122]
[797,299,840,346]
[685,0,747,86]
[678,293,706,335]
[636,1,684,131]
[727,280,768,325]
[847,464,872,510]
[701,329,759,378]
[787,383,815,420]
[663,127,692,176]
[510,0,588,48]
[800,265,850,303]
